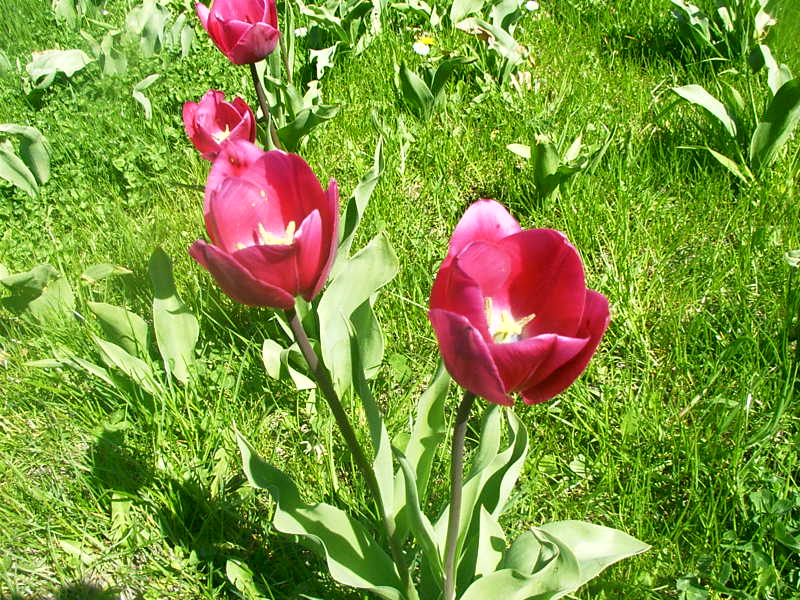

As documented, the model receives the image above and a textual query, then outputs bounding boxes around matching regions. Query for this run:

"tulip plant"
[184,2,649,598]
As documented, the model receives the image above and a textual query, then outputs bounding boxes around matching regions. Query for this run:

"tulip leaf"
[672,84,737,138]
[450,0,485,25]
[397,63,434,118]
[28,353,115,388]
[537,521,650,585]
[126,0,170,57]
[0,124,51,185]
[236,430,405,600]
[92,335,157,395]
[457,506,506,588]
[80,263,133,284]
[334,136,384,278]
[88,302,149,358]
[277,104,340,152]
[262,339,315,390]
[318,232,398,393]
[532,140,561,199]
[26,49,93,88]
[430,56,474,100]
[749,78,800,174]
[100,31,128,76]
[351,333,395,527]
[351,299,384,378]
[434,407,528,576]
[507,143,531,160]
[0,140,38,197]
[0,263,74,322]
[393,361,450,540]
[149,248,198,385]
[395,450,444,584]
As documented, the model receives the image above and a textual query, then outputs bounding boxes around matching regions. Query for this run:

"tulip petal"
[189,240,295,309]
[227,23,281,65]
[233,243,300,298]
[205,141,266,211]
[429,309,511,406]
[260,151,327,224]
[490,333,587,395]
[306,179,339,299]
[521,290,610,404]
[293,209,323,298]
[447,198,521,258]
[430,260,492,343]
[500,229,587,337]
[455,240,512,298]
[195,1,210,28]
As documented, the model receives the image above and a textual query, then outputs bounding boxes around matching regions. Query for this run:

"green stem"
[249,62,282,150]
[284,308,417,599]
[442,390,476,600]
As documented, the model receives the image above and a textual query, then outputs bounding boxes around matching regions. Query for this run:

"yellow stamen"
[258,220,296,246]
[212,125,232,144]
[484,296,535,343]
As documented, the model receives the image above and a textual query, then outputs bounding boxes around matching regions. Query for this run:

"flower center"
[484,297,535,343]
[258,220,296,246]
[212,125,232,144]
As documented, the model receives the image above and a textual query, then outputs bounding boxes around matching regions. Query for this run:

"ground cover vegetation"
[1,0,800,598]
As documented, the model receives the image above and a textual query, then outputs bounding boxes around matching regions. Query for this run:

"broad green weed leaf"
[749,78,800,173]
[507,143,531,159]
[133,74,161,120]
[672,84,737,138]
[0,264,59,312]
[397,64,434,118]
[537,521,650,584]
[318,232,398,393]
[26,49,93,88]
[88,302,149,358]
[27,275,74,321]
[236,431,405,600]
[149,248,198,385]
[80,263,132,283]
[93,335,157,394]
[0,124,51,185]
[0,140,38,197]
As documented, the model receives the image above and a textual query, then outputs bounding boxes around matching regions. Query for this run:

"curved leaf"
[750,78,800,173]
[672,84,737,138]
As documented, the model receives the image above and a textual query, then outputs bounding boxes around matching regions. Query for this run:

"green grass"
[2,0,800,598]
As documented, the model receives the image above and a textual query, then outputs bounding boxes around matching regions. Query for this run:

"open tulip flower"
[183,91,256,161]
[196,0,280,65]
[189,140,338,310]
[429,199,610,406]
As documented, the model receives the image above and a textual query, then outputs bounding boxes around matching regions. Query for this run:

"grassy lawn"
[1,0,800,598]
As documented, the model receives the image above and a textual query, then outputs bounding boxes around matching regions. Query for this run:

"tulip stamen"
[212,125,232,144]
[257,220,296,246]
[484,296,535,343]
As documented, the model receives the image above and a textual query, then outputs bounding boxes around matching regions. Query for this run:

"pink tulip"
[189,141,338,310]
[183,91,257,161]
[195,0,280,65]
[428,199,609,406]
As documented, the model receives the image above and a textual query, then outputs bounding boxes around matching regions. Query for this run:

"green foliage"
[395,56,475,119]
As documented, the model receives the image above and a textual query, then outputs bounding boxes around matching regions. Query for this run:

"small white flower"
[294,26,308,37]
[412,41,431,56]
[525,0,540,10]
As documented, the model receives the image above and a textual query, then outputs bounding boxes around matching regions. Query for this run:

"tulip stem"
[442,390,477,600]
[249,63,282,151]
[284,308,417,600]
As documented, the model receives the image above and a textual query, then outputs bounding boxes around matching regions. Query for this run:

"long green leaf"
[397,64,434,118]
[318,232,398,393]
[88,302,149,358]
[0,124,50,185]
[149,248,198,385]
[749,78,800,173]
[92,335,157,394]
[0,140,38,197]
[236,430,405,600]
[672,84,737,138]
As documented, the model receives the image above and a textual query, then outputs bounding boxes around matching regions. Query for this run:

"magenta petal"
[260,151,327,223]
[233,243,300,298]
[205,141,266,211]
[492,333,587,395]
[429,309,511,406]
[455,241,512,298]
[430,261,492,343]
[227,23,280,65]
[189,240,295,309]
[447,199,521,258]
[501,229,586,337]
[195,2,210,28]
[521,290,610,404]
[306,179,339,299]
[294,209,324,299]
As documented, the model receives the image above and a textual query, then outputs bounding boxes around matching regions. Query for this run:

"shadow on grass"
[86,427,355,599]
[4,580,136,600]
